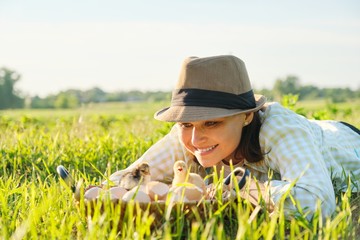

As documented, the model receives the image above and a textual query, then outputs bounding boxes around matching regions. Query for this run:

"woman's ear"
[243,112,254,126]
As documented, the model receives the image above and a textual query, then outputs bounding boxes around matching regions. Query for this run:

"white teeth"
[197,145,216,153]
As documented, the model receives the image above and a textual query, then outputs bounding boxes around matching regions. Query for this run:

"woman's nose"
[191,127,206,145]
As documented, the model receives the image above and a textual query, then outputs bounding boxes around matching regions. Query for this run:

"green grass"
[1,100,359,239]
[280,96,360,128]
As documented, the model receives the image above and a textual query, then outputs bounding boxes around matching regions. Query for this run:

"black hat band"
[171,88,256,109]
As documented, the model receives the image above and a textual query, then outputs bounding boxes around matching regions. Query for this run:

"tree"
[273,75,301,100]
[298,85,320,100]
[82,87,106,103]
[0,67,24,109]
[54,92,79,109]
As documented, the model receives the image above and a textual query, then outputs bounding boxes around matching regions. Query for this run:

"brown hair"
[234,111,263,163]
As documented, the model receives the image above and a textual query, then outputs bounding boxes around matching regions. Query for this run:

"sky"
[0,0,359,97]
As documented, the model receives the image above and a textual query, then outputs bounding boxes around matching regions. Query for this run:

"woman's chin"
[197,159,220,168]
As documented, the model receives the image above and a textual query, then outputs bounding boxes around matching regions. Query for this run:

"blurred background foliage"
[1,67,360,110]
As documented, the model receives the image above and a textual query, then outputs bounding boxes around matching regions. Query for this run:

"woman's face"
[177,113,250,168]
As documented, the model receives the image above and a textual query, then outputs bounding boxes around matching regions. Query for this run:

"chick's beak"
[177,167,183,172]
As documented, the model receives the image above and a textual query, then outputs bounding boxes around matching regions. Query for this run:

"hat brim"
[154,94,266,122]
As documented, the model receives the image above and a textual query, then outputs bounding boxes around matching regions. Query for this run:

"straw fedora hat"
[154,55,266,122]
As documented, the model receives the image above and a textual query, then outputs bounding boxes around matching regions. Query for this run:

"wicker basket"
[76,197,234,230]
[74,170,275,230]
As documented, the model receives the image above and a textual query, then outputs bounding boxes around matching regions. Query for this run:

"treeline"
[0,68,24,109]
[1,67,359,110]
[0,67,171,109]
[30,88,171,109]
[257,75,360,103]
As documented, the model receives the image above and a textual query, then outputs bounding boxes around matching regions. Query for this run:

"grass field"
[0,99,359,239]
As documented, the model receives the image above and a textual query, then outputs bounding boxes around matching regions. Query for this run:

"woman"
[106,55,360,219]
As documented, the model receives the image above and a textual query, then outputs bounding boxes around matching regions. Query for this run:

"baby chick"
[172,160,206,193]
[118,162,151,190]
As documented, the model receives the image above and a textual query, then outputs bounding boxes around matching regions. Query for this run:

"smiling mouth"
[195,144,218,153]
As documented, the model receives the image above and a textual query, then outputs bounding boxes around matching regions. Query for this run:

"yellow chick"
[172,160,206,193]
[118,162,151,190]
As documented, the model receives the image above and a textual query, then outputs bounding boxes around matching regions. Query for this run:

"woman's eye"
[179,123,193,128]
[204,121,219,127]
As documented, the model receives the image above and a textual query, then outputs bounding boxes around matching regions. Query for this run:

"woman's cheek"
[178,128,191,150]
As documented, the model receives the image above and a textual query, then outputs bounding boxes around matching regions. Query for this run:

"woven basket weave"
[76,198,234,230]
[74,168,274,230]
[75,181,273,230]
